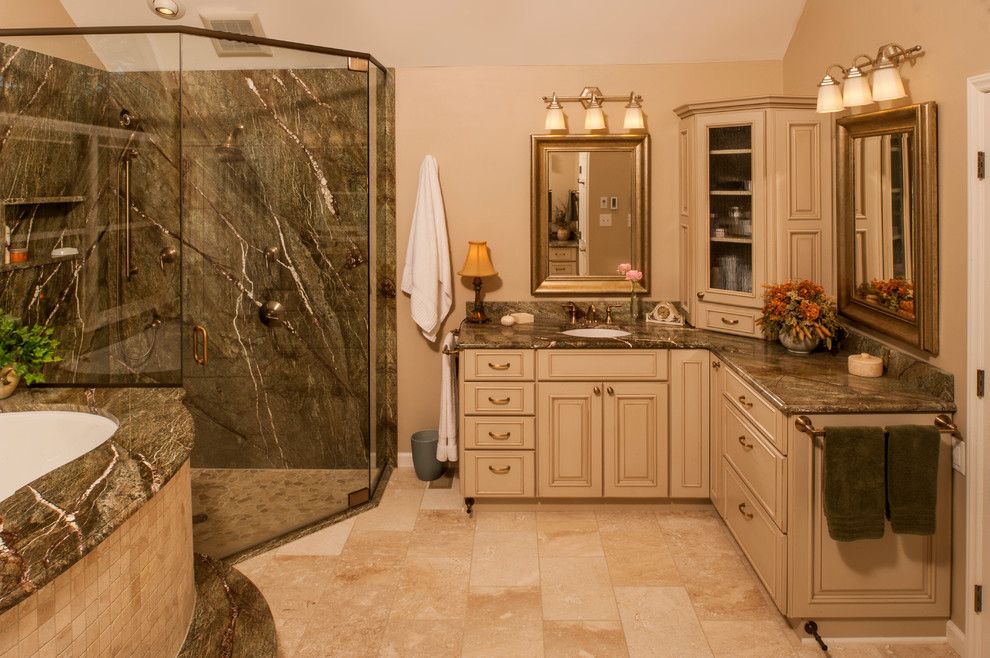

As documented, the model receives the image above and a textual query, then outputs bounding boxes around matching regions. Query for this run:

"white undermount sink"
[560,327,631,338]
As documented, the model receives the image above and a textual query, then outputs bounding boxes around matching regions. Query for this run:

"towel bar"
[794,414,962,441]
[441,328,461,356]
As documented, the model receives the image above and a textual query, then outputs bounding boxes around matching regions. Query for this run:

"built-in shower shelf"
[0,253,81,272]
[1,195,86,206]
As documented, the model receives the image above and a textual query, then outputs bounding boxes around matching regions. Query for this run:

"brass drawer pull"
[737,436,754,451]
[738,502,754,520]
[737,395,754,409]
[488,362,511,371]
[488,396,511,405]
[488,431,511,440]
[721,317,740,326]
[488,465,511,475]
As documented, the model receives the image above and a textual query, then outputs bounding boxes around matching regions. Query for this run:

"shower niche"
[0,29,396,559]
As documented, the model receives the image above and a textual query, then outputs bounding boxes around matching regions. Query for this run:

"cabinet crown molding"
[674,95,816,119]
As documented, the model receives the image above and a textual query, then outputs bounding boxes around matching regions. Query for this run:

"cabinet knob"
[712,361,721,370]
[606,386,615,396]
[593,386,601,396]
[696,291,705,300]
[737,436,754,451]
[738,502,754,520]
[737,395,754,409]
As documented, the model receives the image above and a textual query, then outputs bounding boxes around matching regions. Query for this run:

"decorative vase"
[778,332,820,354]
[0,364,19,399]
[556,227,571,241]
[629,293,642,321]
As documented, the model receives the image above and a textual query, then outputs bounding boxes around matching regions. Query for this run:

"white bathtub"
[0,411,119,501]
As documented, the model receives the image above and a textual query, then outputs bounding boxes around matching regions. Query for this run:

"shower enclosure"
[0,27,395,558]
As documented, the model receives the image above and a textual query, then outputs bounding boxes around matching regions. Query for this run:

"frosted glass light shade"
[842,67,873,107]
[623,106,644,130]
[872,65,906,101]
[545,107,566,131]
[816,75,844,113]
[585,106,605,130]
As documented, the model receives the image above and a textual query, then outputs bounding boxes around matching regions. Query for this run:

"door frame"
[965,71,990,658]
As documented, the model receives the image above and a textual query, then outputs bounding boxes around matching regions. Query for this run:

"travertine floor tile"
[682,578,775,621]
[537,511,603,557]
[420,480,466,510]
[353,490,423,531]
[601,531,680,586]
[248,556,335,618]
[471,531,540,587]
[466,587,543,621]
[378,618,463,658]
[475,510,538,532]
[389,557,470,620]
[595,509,662,533]
[340,530,411,561]
[292,607,388,657]
[543,620,629,658]
[408,509,475,558]
[386,467,430,490]
[540,557,619,621]
[701,620,796,657]
[461,618,544,658]
[276,517,356,557]
[614,586,713,658]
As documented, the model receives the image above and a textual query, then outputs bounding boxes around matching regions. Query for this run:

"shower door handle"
[192,325,208,366]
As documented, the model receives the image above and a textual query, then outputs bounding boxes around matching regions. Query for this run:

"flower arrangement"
[856,278,914,315]
[617,263,644,319]
[0,313,61,386]
[756,280,841,350]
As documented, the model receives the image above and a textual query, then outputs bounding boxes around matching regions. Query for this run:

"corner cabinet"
[676,97,833,336]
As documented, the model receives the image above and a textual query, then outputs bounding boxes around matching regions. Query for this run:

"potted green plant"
[756,280,842,354]
[0,313,61,399]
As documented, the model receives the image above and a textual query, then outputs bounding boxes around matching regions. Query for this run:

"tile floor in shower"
[236,468,959,657]
[192,468,372,558]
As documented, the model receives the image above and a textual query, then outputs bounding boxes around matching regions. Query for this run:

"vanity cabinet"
[669,350,710,498]
[676,97,833,335]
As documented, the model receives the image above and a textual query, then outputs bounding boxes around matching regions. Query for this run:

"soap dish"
[848,352,884,378]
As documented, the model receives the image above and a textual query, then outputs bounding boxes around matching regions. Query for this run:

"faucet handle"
[604,304,621,324]
[561,302,579,325]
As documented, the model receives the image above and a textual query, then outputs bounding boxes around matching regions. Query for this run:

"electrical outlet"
[952,438,966,474]
[599,213,613,227]
[599,196,608,209]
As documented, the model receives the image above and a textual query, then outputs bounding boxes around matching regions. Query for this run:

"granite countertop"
[457,320,956,416]
[0,387,194,614]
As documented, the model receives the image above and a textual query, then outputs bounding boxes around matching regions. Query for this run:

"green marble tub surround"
[0,387,193,614]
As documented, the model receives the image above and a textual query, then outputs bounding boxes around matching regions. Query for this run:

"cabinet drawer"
[722,402,786,530]
[549,247,578,261]
[463,451,535,497]
[701,304,760,337]
[463,350,534,381]
[537,350,668,381]
[464,417,534,449]
[549,262,577,275]
[723,367,784,454]
[463,383,535,415]
[723,462,787,610]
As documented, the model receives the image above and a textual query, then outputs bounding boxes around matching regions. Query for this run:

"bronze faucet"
[604,304,620,324]
[586,304,599,324]
[562,302,582,325]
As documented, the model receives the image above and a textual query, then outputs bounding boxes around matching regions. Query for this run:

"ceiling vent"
[201,14,272,57]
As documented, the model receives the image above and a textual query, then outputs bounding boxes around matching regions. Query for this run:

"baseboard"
[946,620,965,656]
[801,636,947,646]
[398,451,413,468]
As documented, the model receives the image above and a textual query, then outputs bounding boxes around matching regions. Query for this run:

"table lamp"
[458,241,498,323]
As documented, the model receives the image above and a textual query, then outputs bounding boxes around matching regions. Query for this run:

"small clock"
[645,302,684,326]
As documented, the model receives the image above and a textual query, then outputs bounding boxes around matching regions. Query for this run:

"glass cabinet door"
[707,124,755,295]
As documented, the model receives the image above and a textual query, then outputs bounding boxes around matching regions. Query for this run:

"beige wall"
[1,0,103,68]
[396,61,783,454]
[782,0,990,631]
[587,151,635,274]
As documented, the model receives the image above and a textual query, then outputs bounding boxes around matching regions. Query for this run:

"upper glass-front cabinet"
[707,125,754,294]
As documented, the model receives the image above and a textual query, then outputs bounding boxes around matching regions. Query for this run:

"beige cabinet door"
[710,359,726,514]
[537,382,602,497]
[670,350,710,498]
[602,382,669,498]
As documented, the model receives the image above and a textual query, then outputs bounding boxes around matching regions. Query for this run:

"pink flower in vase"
[616,263,632,275]
[624,269,643,282]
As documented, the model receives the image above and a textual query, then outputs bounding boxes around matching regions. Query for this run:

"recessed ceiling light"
[150,0,182,19]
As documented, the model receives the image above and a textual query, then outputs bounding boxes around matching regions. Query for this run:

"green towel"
[823,426,886,542]
[887,425,941,535]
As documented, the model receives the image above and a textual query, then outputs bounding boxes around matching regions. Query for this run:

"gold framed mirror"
[530,134,650,295]
[836,102,938,354]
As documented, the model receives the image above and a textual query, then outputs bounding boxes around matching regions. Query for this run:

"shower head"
[216,124,245,162]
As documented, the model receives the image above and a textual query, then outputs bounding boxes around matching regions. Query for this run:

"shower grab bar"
[794,414,962,441]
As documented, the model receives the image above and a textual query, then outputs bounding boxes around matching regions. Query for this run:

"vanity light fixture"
[814,43,923,114]
[541,86,645,133]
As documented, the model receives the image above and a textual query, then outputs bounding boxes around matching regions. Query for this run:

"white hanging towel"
[401,155,452,342]
[437,331,459,462]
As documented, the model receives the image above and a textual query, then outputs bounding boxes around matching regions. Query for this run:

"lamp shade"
[458,241,498,278]
[545,107,566,131]
[623,106,644,130]
[842,67,873,107]
[585,105,605,130]
[816,74,844,113]
[872,64,906,101]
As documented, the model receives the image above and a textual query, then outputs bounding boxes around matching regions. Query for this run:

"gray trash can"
[411,429,444,481]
